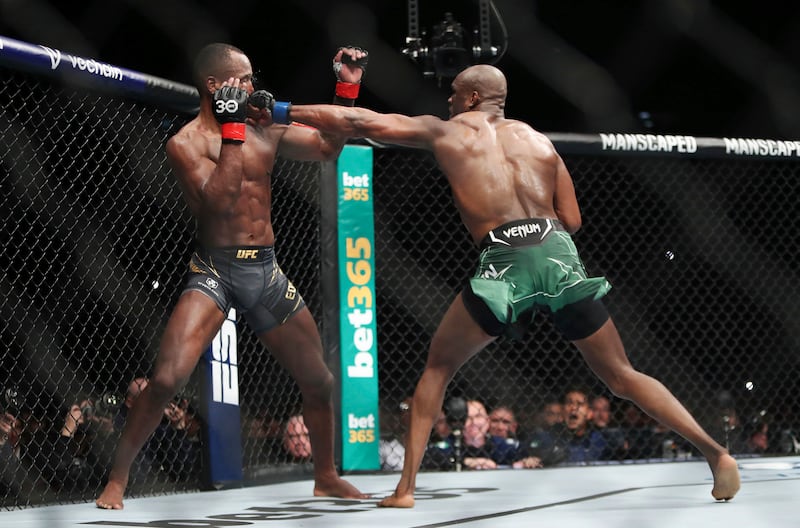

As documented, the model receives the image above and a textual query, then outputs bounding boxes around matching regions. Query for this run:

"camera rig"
[401,0,508,81]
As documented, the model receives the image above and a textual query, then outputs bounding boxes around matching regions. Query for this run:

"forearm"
[201,146,244,212]
[290,105,367,137]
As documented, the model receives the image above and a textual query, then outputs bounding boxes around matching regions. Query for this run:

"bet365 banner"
[337,145,380,470]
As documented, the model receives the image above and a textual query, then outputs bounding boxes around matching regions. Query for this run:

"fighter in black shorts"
[96,44,369,510]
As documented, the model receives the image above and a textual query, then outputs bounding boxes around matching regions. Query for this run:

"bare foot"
[710,454,740,501]
[377,492,415,508]
[313,476,369,499]
[95,479,126,510]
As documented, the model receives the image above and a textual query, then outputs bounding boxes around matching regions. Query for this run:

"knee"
[603,367,638,400]
[147,374,183,404]
[300,370,334,403]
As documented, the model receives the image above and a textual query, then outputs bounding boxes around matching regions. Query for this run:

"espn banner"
[200,308,243,487]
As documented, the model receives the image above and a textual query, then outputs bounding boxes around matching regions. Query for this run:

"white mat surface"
[2,456,797,528]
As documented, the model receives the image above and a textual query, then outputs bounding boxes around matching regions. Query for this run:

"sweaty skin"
[95,45,369,510]
[289,64,740,508]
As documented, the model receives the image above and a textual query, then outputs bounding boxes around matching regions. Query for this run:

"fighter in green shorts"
[462,217,612,340]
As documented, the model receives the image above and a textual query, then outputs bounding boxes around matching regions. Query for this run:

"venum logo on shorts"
[481,264,511,279]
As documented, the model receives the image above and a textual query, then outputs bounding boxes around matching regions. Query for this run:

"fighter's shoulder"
[167,121,206,150]
[505,120,554,147]
[165,122,212,164]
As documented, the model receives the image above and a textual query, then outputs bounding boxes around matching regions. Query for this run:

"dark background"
[1,0,798,138]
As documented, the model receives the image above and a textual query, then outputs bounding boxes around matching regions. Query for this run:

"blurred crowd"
[372,388,800,473]
[0,378,202,502]
[2,380,798,504]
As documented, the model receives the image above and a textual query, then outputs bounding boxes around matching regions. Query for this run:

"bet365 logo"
[211,309,239,405]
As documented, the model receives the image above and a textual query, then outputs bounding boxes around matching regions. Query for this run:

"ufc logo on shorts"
[236,249,258,259]
[215,99,240,114]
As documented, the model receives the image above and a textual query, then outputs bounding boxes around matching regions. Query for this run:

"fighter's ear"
[468,91,480,109]
[205,76,218,95]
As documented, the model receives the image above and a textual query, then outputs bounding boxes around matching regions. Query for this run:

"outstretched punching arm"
[288,105,446,151]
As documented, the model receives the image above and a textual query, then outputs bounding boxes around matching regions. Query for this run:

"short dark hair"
[192,42,245,91]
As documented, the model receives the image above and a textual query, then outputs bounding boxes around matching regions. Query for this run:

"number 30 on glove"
[213,85,249,143]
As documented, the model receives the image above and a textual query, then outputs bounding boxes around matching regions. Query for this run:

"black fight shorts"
[182,244,305,334]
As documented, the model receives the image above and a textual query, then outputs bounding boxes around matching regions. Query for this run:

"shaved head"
[192,42,245,91]
[457,64,507,105]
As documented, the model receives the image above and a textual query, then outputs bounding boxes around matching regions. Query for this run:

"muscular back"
[288,97,582,244]
[432,112,574,244]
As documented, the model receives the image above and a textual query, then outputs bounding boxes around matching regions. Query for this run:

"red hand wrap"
[335,81,360,99]
[221,122,246,143]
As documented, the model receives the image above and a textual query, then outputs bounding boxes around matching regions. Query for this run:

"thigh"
[154,291,228,385]
[257,307,329,385]
[427,293,497,374]
[571,317,633,383]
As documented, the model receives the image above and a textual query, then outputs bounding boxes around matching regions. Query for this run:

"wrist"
[334,81,359,106]
[221,122,246,144]
[272,101,293,125]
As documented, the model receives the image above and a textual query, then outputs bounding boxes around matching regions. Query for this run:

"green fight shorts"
[461,218,611,341]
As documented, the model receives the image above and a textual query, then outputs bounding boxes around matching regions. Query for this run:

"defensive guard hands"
[213,78,248,143]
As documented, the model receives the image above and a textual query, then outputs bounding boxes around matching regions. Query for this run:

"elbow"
[559,213,582,234]
[319,142,343,161]
[565,220,581,235]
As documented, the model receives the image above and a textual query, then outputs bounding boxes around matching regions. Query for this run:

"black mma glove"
[248,89,293,125]
[213,85,249,143]
[334,46,369,106]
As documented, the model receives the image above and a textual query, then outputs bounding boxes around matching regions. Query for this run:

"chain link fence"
[0,64,324,508]
[373,147,800,469]
[2,60,800,510]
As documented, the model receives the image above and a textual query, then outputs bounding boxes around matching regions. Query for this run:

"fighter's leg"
[258,307,366,499]
[96,292,226,509]
[379,293,496,508]
[572,317,740,500]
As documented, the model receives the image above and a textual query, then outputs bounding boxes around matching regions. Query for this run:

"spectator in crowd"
[431,409,452,442]
[23,395,116,493]
[488,405,518,439]
[424,399,504,470]
[621,401,658,459]
[113,377,149,433]
[243,409,283,465]
[535,398,564,430]
[0,408,24,497]
[734,419,769,455]
[590,394,611,429]
[525,388,609,466]
[517,398,566,467]
[148,396,202,481]
[380,397,412,471]
[559,388,608,463]
[487,405,527,467]
[622,401,694,460]
[282,415,313,462]
[591,394,627,460]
